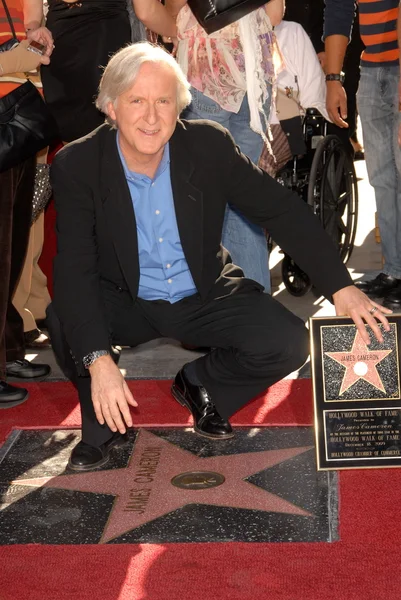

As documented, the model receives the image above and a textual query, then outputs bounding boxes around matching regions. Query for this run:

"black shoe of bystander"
[0,381,29,408]
[6,359,51,382]
[355,273,401,298]
[382,283,401,311]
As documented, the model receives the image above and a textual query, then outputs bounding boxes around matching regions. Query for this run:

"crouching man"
[48,42,390,471]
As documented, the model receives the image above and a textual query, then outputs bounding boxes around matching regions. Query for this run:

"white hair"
[96,42,192,125]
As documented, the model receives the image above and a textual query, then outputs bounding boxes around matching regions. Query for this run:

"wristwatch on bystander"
[325,72,345,84]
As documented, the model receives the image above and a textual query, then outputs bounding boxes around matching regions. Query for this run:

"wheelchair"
[272,108,359,296]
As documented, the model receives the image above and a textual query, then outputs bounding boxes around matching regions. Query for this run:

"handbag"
[0,0,58,173]
[0,37,19,52]
[187,0,269,34]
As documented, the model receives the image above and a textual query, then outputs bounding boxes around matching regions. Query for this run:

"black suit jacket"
[51,120,352,365]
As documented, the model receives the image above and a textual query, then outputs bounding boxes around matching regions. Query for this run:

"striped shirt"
[324,0,399,66]
[360,0,399,66]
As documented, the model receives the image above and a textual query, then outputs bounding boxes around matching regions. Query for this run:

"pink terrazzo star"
[14,429,313,543]
[325,330,392,395]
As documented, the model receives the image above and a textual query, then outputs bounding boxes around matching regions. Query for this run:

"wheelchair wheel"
[281,254,312,296]
[307,135,358,263]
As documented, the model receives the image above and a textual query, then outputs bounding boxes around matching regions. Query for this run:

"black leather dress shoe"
[0,381,29,408]
[6,359,51,382]
[68,432,128,471]
[355,273,400,298]
[382,283,401,311]
[171,367,234,440]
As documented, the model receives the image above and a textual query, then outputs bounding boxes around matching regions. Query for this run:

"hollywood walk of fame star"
[13,430,313,543]
[325,330,392,395]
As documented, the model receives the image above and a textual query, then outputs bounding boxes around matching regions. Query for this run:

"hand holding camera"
[26,25,54,58]
[0,39,50,76]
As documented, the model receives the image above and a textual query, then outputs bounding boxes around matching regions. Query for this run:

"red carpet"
[0,378,313,445]
[1,379,400,599]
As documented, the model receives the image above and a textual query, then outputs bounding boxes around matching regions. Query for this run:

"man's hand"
[333,285,392,345]
[89,355,138,434]
[26,26,54,57]
[326,81,348,127]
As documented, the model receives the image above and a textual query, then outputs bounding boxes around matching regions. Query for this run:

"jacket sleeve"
[220,130,353,300]
[51,152,111,373]
[323,0,356,40]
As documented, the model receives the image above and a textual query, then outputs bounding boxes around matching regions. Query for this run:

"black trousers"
[47,286,309,447]
[0,157,36,380]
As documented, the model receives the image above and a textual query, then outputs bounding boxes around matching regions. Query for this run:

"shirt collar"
[116,132,170,184]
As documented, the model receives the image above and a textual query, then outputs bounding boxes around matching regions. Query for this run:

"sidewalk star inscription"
[13,429,313,543]
[325,330,392,395]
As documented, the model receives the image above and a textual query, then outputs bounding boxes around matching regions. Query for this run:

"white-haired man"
[48,42,390,471]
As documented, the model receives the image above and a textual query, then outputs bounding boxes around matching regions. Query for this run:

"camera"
[26,41,46,56]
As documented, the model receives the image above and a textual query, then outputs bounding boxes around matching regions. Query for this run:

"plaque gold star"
[325,330,392,395]
[13,430,313,543]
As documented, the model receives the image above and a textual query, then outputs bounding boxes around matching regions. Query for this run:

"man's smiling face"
[107,61,178,165]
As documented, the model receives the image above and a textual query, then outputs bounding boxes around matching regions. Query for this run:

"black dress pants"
[47,286,309,447]
[0,157,36,380]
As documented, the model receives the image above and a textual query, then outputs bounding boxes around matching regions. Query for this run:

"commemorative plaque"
[310,315,401,470]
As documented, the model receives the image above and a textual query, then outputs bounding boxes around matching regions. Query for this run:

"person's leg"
[148,289,309,420]
[357,66,401,280]
[0,164,30,406]
[223,95,271,291]
[47,288,161,448]
[5,157,36,363]
[12,221,37,334]
[0,167,15,381]
[25,212,51,322]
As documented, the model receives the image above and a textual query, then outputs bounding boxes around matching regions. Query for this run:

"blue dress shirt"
[117,136,197,303]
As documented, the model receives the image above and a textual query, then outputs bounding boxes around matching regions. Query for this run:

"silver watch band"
[82,350,109,369]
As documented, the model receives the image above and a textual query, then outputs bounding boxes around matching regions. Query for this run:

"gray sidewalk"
[30,161,380,381]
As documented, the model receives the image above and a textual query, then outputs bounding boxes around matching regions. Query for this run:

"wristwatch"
[325,72,345,84]
[83,350,109,369]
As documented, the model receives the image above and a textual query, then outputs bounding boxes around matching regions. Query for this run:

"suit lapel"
[170,122,204,293]
[100,129,140,298]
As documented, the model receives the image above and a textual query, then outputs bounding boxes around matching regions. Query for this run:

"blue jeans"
[184,88,270,292]
[357,66,401,278]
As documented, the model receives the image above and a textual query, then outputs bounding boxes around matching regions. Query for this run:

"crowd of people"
[0,0,397,470]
